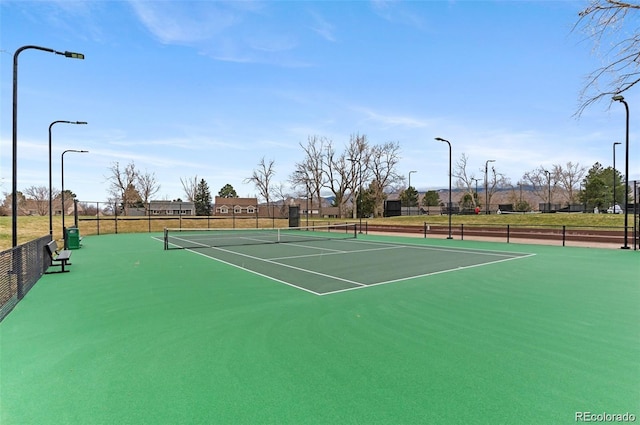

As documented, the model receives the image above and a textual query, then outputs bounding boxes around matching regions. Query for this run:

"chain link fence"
[0,235,51,322]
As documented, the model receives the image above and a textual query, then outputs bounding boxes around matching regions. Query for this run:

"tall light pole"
[612,95,631,249]
[407,170,417,216]
[613,141,621,210]
[435,138,453,239]
[12,45,84,247]
[472,178,479,207]
[61,149,88,248]
[347,157,363,232]
[49,121,87,238]
[484,159,495,214]
[545,170,551,213]
[518,181,523,209]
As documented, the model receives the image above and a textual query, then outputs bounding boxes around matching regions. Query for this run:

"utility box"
[66,227,81,249]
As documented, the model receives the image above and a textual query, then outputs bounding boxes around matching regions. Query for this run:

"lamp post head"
[434,137,448,142]
[62,51,84,59]
[612,95,625,102]
[614,142,622,146]
[75,121,88,125]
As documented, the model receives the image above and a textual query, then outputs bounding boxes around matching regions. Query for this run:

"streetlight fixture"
[613,141,622,210]
[61,149,88,248]
[612,94,630,249]
[49,121,87,238]
[407,170,417,216]
[12,45,84,247]
[484,159,495,214]
[435,137,453,239]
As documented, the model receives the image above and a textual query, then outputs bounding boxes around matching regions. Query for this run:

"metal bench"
[45,240,72,273]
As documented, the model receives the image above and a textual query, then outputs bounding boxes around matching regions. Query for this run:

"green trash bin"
[66,227,81,249]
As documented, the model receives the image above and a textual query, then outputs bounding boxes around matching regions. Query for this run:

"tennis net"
[163,223,357,250]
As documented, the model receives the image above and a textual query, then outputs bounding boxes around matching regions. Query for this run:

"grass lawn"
[0,213,628,251]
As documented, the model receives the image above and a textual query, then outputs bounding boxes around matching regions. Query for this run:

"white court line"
[270,244,404,261]
[206,245,367,288]
[155,235,535,296]
[319,252,536,296]
[340,238,534,258]
[182,247,324,296]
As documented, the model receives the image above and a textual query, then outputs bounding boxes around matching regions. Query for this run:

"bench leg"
[46,260,70,273]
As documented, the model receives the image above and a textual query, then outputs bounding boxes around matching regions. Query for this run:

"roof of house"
[214,197,257,207]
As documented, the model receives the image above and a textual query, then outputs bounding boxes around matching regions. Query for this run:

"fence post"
[14,246,24,300]
[507,224,510,243]
[96,201,100,235]
[461,223,464,240]
[562,225,566,247]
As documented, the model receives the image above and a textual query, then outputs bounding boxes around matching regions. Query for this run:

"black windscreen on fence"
[0,235,51,322]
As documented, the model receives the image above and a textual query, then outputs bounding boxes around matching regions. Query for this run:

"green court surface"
[1,232,638,424]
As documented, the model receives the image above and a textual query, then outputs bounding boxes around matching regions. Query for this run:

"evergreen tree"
[399,186,419,207]
[218,184,238,198]
[194,179,212,216]
[580,162,626,210]
[421,190,440,207]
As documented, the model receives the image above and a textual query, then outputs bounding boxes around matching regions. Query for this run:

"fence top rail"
[0,235,51,256]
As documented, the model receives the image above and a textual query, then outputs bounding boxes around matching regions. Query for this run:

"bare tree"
[291,134,401,218]
[291,136,328,217]
[484,166,510,212]
[272,182,291,219]
[453,153,480,207]
[106,161,138,215]
[369,141,403,217]
[345,134,371,219]
[552,162,587,204]
[522,166,557,204]
[180,175,198,202]
[1,191,26,216]
[137,170,161,204]
[575,1,640,114]
[23,185,56,216]
[244,157,276,213]
[323,140,354,218]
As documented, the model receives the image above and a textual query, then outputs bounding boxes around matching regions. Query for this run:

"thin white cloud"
[355,106,434,129]
[309,10,337,42]
[128,1,240,44]
[128,0,307,67]
[370,0,427,29]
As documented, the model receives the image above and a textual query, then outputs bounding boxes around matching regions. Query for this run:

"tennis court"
[162,224,534,295]
[1,231,638,425]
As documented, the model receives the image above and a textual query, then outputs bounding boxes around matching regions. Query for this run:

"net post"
[163,228,168,250]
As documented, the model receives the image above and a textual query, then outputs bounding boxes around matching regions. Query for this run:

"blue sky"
[1,0,638,203]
